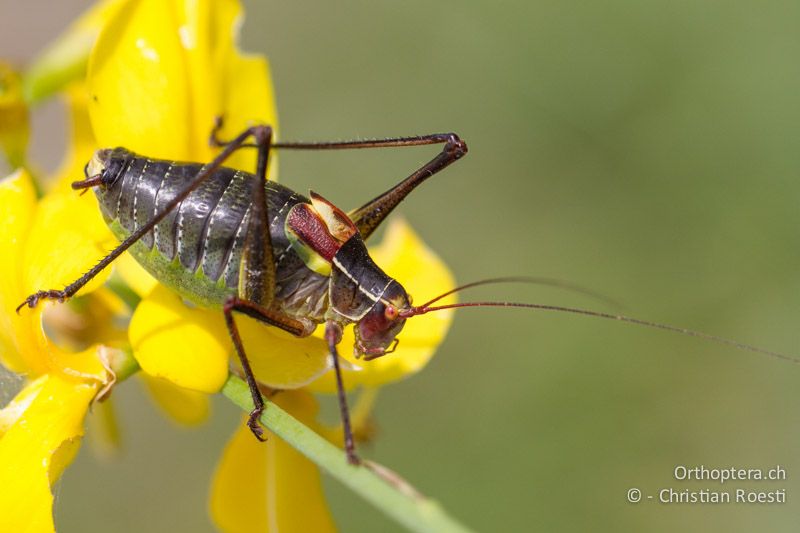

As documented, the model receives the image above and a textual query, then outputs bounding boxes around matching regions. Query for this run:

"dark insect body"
[20,122,467,464]
[91,145,416,351]
[94,149,329,317]
[18,120,798,465]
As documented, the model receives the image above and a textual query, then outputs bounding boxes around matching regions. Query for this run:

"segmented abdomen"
[95,151,306,303]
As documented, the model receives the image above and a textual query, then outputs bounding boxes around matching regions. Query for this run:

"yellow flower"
[0,168,119,532]
[210,390,337,533]
[0,13,139,526]
[1,0,458,530]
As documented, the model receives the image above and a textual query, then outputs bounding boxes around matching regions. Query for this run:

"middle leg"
[223,296,310,439]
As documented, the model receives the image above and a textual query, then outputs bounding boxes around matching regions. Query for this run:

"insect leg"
[273,134,468,241]
[209,117,468,240]
[346,135,467,239]
[258,132,469,240]
[208,119,279,303]
[17,126,270,312]
[325,320,360,465]
[227,126,318,442]
[223,296,310,440]
[211,116,463,152]
[236,126,278,306]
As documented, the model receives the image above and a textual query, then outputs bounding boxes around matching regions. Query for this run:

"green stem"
[221,376,474,533]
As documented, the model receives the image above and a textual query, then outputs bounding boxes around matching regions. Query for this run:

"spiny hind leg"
[209,115,468,241]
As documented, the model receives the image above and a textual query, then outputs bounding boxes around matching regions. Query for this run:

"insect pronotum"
[18,118,798,465]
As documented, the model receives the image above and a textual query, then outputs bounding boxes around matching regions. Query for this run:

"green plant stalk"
[221,375,474,533]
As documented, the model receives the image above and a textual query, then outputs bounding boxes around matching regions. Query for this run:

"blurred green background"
[3,0,800,531]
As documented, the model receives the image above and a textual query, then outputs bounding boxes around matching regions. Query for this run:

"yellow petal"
[130,284,331,392]
[218,50,280,173]
[209,390,336,533]
[24,189,115,299]
[42,288,129,353]
[140,373,210,425]
[20,189,119,377]
[88,0,278,174]
[0,169,119,377]
[129,285,230,392]
[0,374,45,436]
[0,169,38,372]
[308,218,456,392]
[237,314,330,390]
[0,374,97,532]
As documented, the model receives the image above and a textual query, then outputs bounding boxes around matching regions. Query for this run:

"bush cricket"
[17,119,797,465]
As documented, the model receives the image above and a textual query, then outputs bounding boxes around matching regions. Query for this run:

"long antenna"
[399,301,799,364]
[419,276,625,310]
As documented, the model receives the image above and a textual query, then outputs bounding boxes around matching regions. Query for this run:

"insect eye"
[384,304,398,320]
